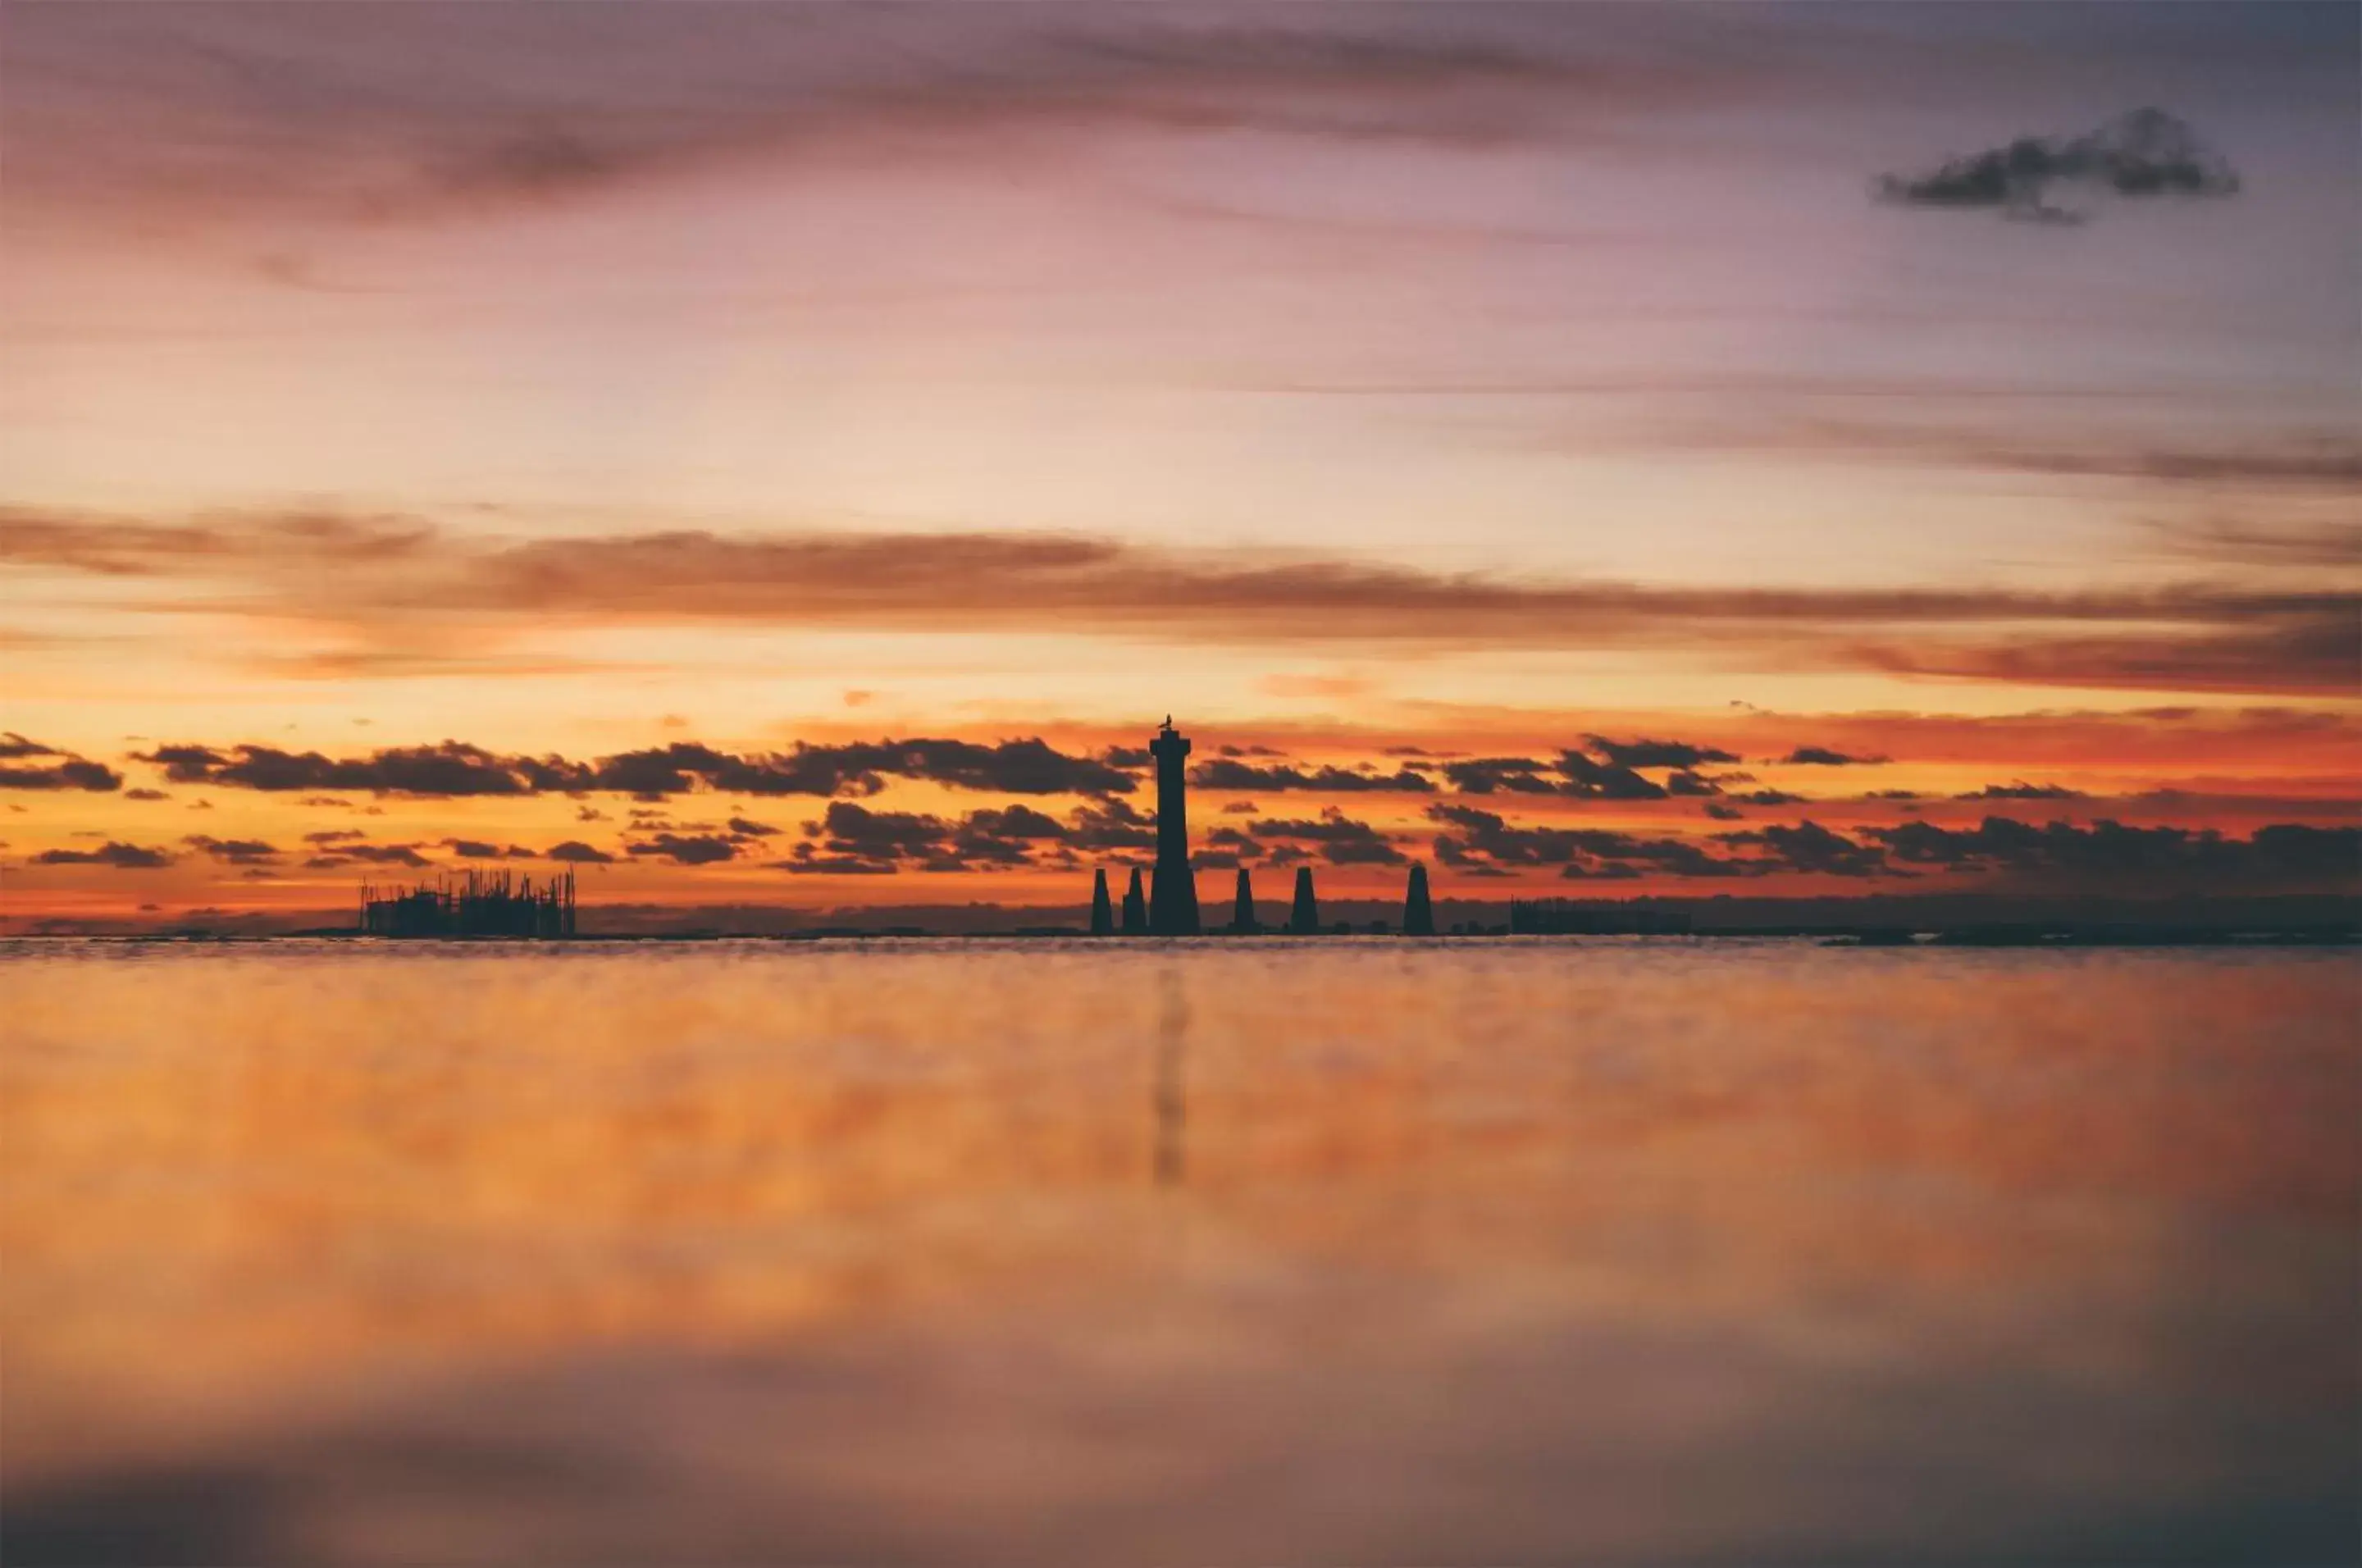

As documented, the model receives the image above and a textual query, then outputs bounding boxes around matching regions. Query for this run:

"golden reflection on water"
[2,939,2355,1561]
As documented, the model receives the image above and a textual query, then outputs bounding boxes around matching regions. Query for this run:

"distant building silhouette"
[360,868,575,938]
[1090,868,1115,936]
[1230,866,1259,933]
[1147,718,1201,935]
[1289,866,1320,934]
[1122,866,1148,934]
[1402,863,1434,936]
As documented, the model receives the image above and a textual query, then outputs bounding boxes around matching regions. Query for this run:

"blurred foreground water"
[2,938,2355,1564]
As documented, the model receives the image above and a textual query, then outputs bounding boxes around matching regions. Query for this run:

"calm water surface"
[2,939,2355,1564]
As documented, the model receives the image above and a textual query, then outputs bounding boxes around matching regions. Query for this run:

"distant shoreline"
[7,925,2355,949]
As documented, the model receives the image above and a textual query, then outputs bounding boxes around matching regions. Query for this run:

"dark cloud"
[135,740,557,796]
[338,843,434,867]
[1428,803,1746,877]
[1192,759,1433,793]
[1781,746,1884,767]
[443,838,536,859]
[1066,797,1157,852]
[788,802,950,875]
[627,833,739,865]
[545,841,616,864]
[0,758,122,791]
[1663,770,1721,798]
[1701,802,1744,821]
[882,738,1137,797]
[962,804,1067,841]
[725,816,779,838]
[1583,736,1739,769]
[0,731,121,791]
[583,736,1137,799]
[1440,757,1558,795]
[1715,821,1890,878]
[303,841,431,868]
[1206,825,1265,860]
[1879,108,2239,223]
[184,835,281,866]
[782,800,1083,874]
[124,787,169,800]
[1868,818,2359,891]
[1556,751,1667,800]
[943,808,1060,868]
[134,734,1135,800]
[1957,782,2085,800]
[34,841,172,868]
[1430,805,1919,881]
[1429,803,1584,868]
[1247,809,1407,865]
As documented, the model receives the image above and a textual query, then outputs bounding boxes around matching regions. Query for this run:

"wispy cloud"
[11,507,2353,695]
[2145,515,2362,570]
[5,7,1736,226]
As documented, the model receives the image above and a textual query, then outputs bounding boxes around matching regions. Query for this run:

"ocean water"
[2,938,2354,1565]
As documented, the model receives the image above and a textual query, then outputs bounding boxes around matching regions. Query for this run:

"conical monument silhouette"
[1288,865,1320,934]
[1121,866,1148,935]
[1090,868,1115,936]
[1230,866,1258,933]
[1402,862,1435,936]
[1147,718,1201,935]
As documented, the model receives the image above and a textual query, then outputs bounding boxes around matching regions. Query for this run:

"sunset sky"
[2,2,2355,925]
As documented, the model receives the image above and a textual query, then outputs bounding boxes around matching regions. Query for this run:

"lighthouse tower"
[1147,718,1202,935]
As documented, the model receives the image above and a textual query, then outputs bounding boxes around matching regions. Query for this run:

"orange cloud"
[9,507,2354,695]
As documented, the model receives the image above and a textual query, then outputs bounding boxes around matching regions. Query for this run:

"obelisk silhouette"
[1402,862,1435,936]
[1090,868,1115,936]
[1230,866,1258,933]
[1288,866,1320,934]
[1147,718,1201,935]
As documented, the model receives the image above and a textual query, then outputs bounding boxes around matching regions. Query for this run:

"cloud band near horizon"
[6,508,2354,695]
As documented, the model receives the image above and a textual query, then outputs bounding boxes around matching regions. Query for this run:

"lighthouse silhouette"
[1147,718,1202,935]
